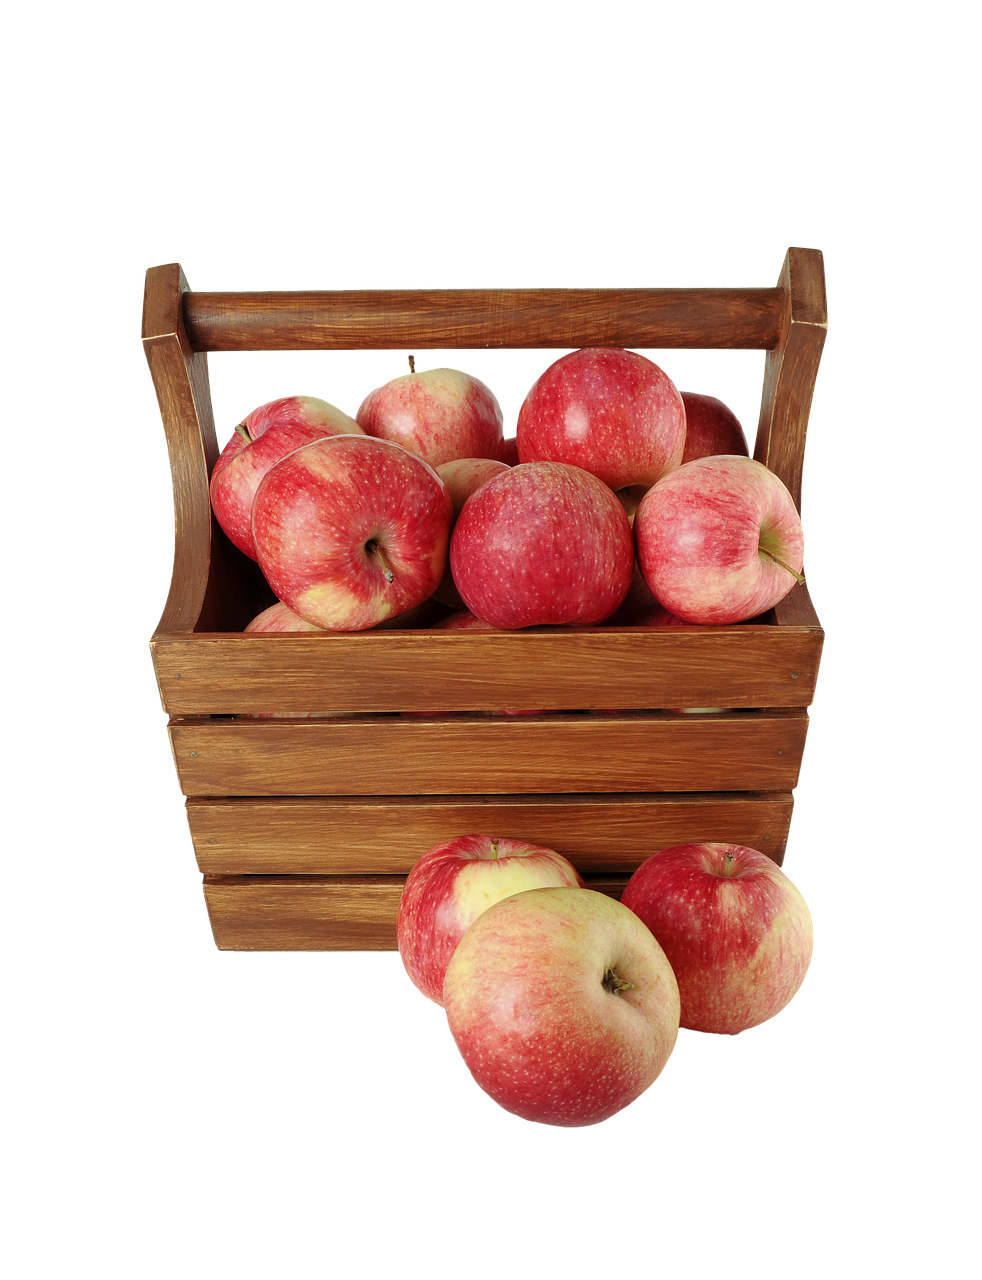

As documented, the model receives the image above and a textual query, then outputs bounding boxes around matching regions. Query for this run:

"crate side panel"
[171,711,807,796]
[153,627,822,715]
[188,792,794,874]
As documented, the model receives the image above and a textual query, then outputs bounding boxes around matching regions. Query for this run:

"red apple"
[449,462,634,629]
[357,364,505,468]
[620,843,813,1034]
[603,561,658,625]
[634,455,804,624]
[244,601,324,633]
[516,348,685,496]
[436,457,511,519]
[398,835,585,1005]
[680,392,749,464]
[432,457,512,608]
[210,396,363,559]
[252,435,452,631]
[499,437,520,466]
[245,598,435,633]
[444,887,680,1126]
[432,609,498,630]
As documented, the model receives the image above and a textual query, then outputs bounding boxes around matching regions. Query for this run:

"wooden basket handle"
[143,250,825,633]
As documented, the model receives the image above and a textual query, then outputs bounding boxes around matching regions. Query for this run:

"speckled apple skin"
[621,843,813,1035]
[444,888,680,1127]
[516,348,685,491]
[449,462,634,629]
[680,392,749,465]
[210,396,363,559]
[634,455,804,624]
[398,835,585,1006]
[252,435,452,632]
[357,368,505,468]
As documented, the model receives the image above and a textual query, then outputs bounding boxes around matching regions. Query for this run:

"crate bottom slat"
[203,874,631,951]
[188,790,794,875]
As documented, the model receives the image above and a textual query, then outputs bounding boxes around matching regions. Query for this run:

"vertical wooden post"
[143,265,271,635]
[754,248,827,512]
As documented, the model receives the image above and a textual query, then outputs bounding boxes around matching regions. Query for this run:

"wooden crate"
[144,248,826,950]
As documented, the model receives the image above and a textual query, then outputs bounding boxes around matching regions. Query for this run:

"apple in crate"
[252,435,452,631]
[680,392,748,464]
[432,457,511,608]
[398,834,584,1005]
[620,843,813,1034]
[357,363,505,468]
[499,437,520,466]
[431,609,499,630]
[516,348,685,496]
[444,888,680,1127]
[634,455,804,624]
[210,396,363,559]
[450,461,634,628]
[245,598,435,633]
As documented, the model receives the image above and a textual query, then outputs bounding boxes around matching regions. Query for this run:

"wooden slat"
[183,288,787,353]
[170,710,808,797]
[151,613,823,715]
[203,873,631,951]
[188,791,794,874]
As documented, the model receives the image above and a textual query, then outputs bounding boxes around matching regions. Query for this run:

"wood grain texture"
[183,288,787,353]
[143,264,273,635]
[145,252,827,953]
[188,791,794,874]
[203,874,631,951]
[170,710,808,797]
[754,248,827,511]
[151,612,822,716]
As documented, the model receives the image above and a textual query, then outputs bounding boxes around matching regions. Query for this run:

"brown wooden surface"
[754,248,827,511]
[188,791,794,874]
[184,288,786,353]
[151,609,822,715]
[170,709,808,797]
[204,873,631,951]
[143,265,272,634]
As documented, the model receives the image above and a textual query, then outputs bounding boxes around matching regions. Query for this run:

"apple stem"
[602,967,634,996]
[408,355,416,374]
[490,839,499,859]
[234,421,253,444]
[759,547,805,583]
[723,851,736,876]
[367,542,395,582]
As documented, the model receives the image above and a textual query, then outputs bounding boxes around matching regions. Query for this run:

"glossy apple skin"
[398,835,585,1005]
[445,888,680,1127]
[499,437,520,466]
[432,457,511,608]
[634,455,804,624]
[244,598,435,633]
[449,462,634,629]
[357,367,505,468]
[252,435,452,631]
[516,348,685,491]
[680,392,748,464]
[621,843,813,1034]
[432,609,498,630]
[210,396,363,559]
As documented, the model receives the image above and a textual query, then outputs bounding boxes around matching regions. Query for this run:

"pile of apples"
[209,347,806,634]
[398,833,813,1127]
